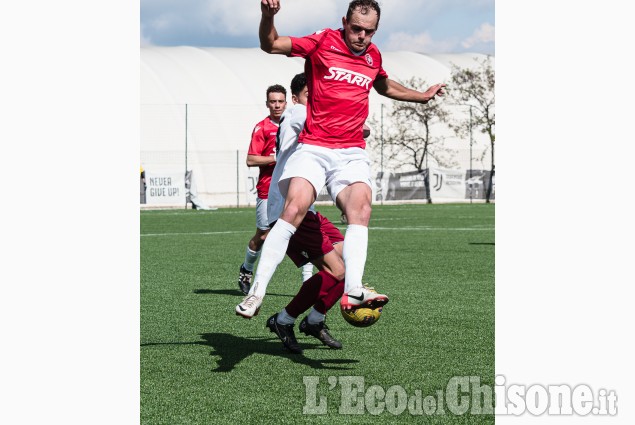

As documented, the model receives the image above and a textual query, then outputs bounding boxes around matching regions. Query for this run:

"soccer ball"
[340,286,383,327]
[341,305,382,327]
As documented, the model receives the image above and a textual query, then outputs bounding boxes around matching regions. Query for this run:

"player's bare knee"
[322,263,345,281]
[248,237,262,251]
[346,203,372,226]
[332,266,345,281]
[280,203,307,227]
[360,203,372,223]
[329,254,346,280]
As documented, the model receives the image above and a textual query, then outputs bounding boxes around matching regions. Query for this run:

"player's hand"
[423,83,446,102]
[261,0,281,16]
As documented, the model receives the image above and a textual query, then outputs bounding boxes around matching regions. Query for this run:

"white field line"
[369,226,493,231]
[371,216,491,222]
[141,230,252,237]
[141,226,492,237]
[140,210,249,216]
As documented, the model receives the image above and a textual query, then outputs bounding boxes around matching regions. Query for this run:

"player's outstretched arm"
[260,0,292,54]
[373,78,446,104]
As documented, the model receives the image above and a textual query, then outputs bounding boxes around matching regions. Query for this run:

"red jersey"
[247,116,278,199]
[289,28,388,149]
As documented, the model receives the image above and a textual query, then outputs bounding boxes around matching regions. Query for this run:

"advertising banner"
[372,168,493,202]
[145,170,186,205]
[429,168,466,200]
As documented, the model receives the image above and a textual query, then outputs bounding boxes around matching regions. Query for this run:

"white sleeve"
[288,105,306,136]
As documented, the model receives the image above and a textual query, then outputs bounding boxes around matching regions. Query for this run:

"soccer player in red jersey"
[243,0,446,314]
[238,85,316,295]
[237,73,347,353]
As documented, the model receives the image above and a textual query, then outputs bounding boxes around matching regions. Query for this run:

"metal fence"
[140,104,494,207]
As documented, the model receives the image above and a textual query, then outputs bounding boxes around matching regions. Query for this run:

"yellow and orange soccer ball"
[340,286,383,327]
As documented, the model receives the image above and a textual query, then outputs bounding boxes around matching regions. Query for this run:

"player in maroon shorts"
[244,0,446,314]
[267,211,346,353]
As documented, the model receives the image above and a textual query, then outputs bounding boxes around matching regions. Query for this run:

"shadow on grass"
[142,333,359,372]
[469,242,495,246]
[193,289,295,297]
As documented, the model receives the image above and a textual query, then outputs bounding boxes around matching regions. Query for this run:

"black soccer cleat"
[266,313,303,354]
[238,265,253,295]
[299,316,342,349]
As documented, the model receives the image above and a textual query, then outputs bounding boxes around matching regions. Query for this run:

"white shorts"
[278,144,372,202]
[256,197,269,230]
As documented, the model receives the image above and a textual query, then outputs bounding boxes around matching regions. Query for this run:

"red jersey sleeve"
[289,29,328,58]
[247,121,266,155]
[247,117,277,199]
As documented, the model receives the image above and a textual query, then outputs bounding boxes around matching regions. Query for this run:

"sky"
[140,0,494,55]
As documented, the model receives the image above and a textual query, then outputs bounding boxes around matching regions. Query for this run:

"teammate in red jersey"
[238,85,315,295]
[241,0,446,314]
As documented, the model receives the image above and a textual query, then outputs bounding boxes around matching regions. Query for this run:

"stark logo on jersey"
[323,67,372,89]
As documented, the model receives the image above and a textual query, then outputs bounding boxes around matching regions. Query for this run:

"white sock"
[342,224,368,292]
[250,219,297,298]
[307,307,325,325]
[301,262,314,282]
[276,308,296,325]
[243,247,260,272]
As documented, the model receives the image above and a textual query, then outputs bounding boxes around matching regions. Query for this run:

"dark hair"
[266,84,287,98]
[290,73,307,96]
[346,0,381,23]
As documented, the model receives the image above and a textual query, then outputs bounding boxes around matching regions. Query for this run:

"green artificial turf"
[141,203,494,424]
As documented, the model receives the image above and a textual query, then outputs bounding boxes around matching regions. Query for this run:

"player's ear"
[342,16,346,27]
[292,94,298,104]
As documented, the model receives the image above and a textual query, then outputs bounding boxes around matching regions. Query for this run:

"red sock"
[285,271,338,318]
[314,279,345,314]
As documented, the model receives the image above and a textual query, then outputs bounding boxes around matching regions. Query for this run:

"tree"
[449,56,495,202]
[368,77,456,203]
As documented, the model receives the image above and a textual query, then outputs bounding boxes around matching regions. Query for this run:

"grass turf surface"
[141,203,494,423]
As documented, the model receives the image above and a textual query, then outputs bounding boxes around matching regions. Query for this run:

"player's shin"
[243,247,260,271]
[342,224,368,292]
[250,219,297,298]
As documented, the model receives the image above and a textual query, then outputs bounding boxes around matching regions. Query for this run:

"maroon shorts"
[285,211,344,267]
